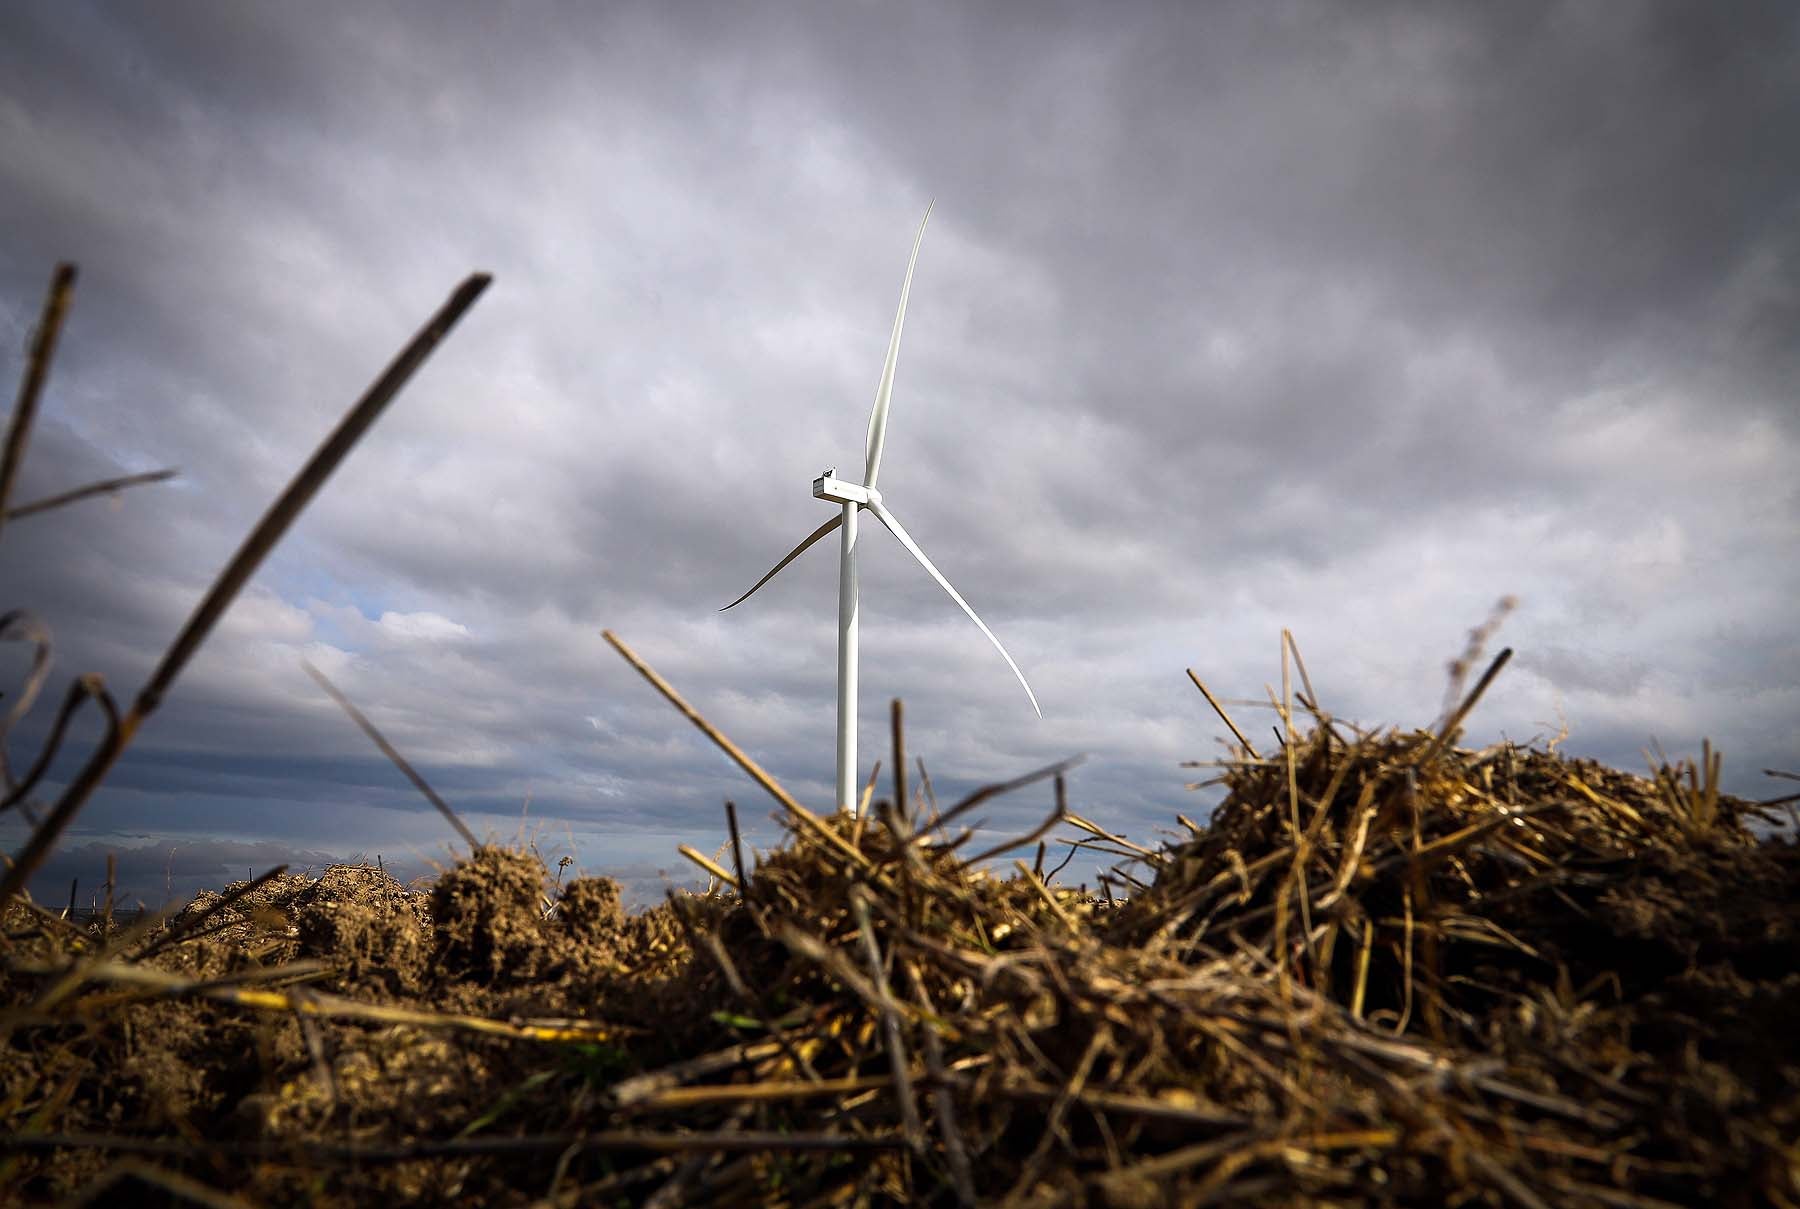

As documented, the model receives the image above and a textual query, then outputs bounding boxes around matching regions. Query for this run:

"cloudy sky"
[2,1,1795,910]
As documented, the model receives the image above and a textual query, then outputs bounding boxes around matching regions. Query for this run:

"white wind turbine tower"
[722,204,1040,814]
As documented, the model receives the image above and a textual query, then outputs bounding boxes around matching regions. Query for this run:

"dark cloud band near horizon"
[2,0,1796,909]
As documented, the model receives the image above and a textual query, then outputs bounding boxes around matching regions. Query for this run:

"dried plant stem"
[1,674,116,816]
[601,629,870,872]
[1188,668,1258,757]
[302,661,479,850]
[919,755,1084,839]
[723,799,750,901]
[852,890,924,1151]
[635,1071,934,1110]
[45,958,629,1044]
[1428,647,1514,757]
[901,957,976,1207]
[677,845,738,892]
[891,697,909,828]
[1013,860,1079,933]
[4,468,177,522]
[964,778,1074,867]
[0,264,77,545]
[916,756,940,824]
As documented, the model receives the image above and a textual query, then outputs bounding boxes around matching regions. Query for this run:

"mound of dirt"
[429,845,551,986]
[294,864,432,994]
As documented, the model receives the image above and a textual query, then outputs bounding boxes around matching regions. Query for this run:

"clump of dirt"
[429,844,553,986]
[557,874,624,937]
[293,864,431,994]
[2,705,1795,1207]
[553,875,632,980]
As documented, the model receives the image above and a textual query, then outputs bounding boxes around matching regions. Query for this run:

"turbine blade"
[865,499,1040,716]
[863,200,934,490]
[720,513,844,611]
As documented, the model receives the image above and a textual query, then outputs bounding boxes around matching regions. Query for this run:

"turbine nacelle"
[813,473,880,508]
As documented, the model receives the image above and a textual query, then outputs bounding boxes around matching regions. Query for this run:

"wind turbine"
[722,204,1040,814]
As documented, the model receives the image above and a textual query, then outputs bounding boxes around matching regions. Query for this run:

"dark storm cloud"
[2,0,1795,907]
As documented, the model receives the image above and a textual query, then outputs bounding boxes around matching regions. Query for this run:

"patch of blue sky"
[259,543,391,649]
